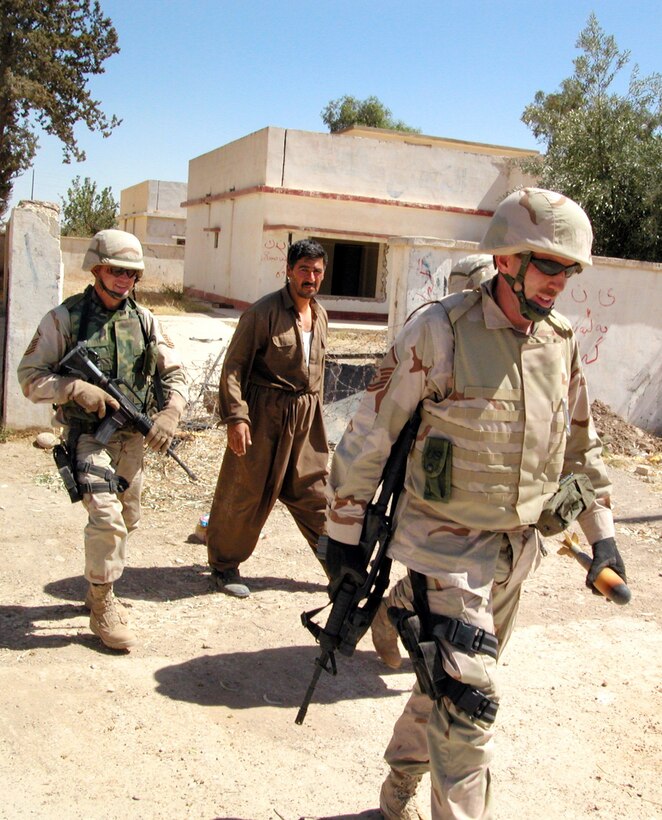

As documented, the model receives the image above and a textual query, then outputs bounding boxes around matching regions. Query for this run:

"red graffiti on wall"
[582,336,605,365]
[599,288,616,307]
[262,239,288,278]
[571,284,588,303]
[415,255,435,300]
[573,306,609,365]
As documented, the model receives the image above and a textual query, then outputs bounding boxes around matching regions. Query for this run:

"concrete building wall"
[187,128,282,197]
[119,180,187,245]
[386,236,662,434]
[183,126,536,316]
[282,128,531,208]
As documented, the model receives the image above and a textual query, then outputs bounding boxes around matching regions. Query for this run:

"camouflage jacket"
[327,283,614,582]
[18,287,188,426]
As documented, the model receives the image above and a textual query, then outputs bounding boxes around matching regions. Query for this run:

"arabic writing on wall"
[568,283,616,366]
[261,239,288,279]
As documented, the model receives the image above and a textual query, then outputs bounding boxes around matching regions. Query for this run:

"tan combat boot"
[379,769,427,820]
[88,583,137,650]
[371,599,402,669]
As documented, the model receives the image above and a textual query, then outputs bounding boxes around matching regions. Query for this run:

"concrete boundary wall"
[3,201,62,428]
[386,236,662,434]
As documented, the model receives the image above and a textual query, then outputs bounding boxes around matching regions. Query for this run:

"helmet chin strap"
[500,252,552,323]
[94,273,130,303]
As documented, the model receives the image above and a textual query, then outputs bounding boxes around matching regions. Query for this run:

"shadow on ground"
[42,565,326,605]
[154,645,410,711]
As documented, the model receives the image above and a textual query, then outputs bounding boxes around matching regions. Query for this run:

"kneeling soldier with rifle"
[18,229,189,651]
[322,189,627,819]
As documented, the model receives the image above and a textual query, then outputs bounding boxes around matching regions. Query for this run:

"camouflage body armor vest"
[60,286,155,429]
[409,289,574,532]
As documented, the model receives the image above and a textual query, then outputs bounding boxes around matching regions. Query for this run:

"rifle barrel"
[295,654,327,725]
[167,447,198,481]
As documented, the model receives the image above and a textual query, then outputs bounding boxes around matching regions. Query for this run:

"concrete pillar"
[385,237,478,344]
[2,200,62,429]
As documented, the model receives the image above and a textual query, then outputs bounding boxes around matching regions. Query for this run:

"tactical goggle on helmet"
[479,188,593,322]
[82,229,145,280]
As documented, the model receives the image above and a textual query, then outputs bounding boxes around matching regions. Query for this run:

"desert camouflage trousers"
[74,430,145,584]
[383,527,541,820]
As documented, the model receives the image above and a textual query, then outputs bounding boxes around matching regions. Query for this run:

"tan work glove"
[145,393,186,454]
[69,380,120,418]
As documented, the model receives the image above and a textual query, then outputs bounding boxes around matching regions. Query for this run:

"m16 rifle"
[295,408,421,725]
[58,341,197,482]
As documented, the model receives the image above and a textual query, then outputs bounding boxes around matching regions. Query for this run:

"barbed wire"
[180,347,382,443]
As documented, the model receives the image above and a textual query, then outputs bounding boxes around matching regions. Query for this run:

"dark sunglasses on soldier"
[527,254,582,278]
[106,266,139,280]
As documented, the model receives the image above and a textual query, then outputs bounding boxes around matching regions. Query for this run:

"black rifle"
[295,408,421,725]
[58,342,197,482]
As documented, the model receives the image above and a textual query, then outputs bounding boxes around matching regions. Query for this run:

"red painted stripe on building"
[182,185,494,217]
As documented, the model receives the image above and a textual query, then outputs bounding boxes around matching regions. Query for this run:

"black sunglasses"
[526,254,582,278]
[106,266,139,280]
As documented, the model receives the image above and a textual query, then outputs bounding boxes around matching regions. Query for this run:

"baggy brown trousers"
[206,383,328,572]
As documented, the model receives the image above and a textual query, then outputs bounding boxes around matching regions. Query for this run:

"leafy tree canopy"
[0,0,121,218]
[60,175,117,236]
[321,95,420,134]
[521,13,662,262]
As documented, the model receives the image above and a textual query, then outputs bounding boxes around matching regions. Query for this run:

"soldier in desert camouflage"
[323,189,626,819]
[18,230,188,652]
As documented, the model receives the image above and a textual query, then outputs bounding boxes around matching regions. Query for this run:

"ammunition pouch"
[535,473,596,537]
[422,437,452,502]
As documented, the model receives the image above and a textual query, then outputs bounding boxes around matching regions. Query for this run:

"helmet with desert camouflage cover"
[448,254,496,294]
[479,187,593,322]
[82,229,145,276]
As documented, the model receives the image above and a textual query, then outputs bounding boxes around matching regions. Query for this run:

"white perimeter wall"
[3,202,62,428]
[387,237,662,433]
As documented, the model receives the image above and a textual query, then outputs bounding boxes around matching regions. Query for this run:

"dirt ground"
[1,362,661,819]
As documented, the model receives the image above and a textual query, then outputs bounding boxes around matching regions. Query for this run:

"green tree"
[0,0,121,218]
[60,175,117,236]
[321,95,420,134]
[521,14,662,262]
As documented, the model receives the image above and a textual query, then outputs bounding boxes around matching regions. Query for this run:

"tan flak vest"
[409,290,574,532]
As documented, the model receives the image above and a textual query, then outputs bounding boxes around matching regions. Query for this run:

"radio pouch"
[422,437,452,502]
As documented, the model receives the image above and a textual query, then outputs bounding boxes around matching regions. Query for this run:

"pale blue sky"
[8,0,661,214]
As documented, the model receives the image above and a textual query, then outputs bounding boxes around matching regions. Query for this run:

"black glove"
[324,536,369,598]
[587,537,627,594]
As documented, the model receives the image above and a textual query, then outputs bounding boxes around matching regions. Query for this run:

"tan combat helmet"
[448,254,496,294]
[479,188,593,321]
[82,229,145,277]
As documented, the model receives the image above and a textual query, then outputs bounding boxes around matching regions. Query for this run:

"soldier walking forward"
[324,189,626,819]
[18,230,188,651]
